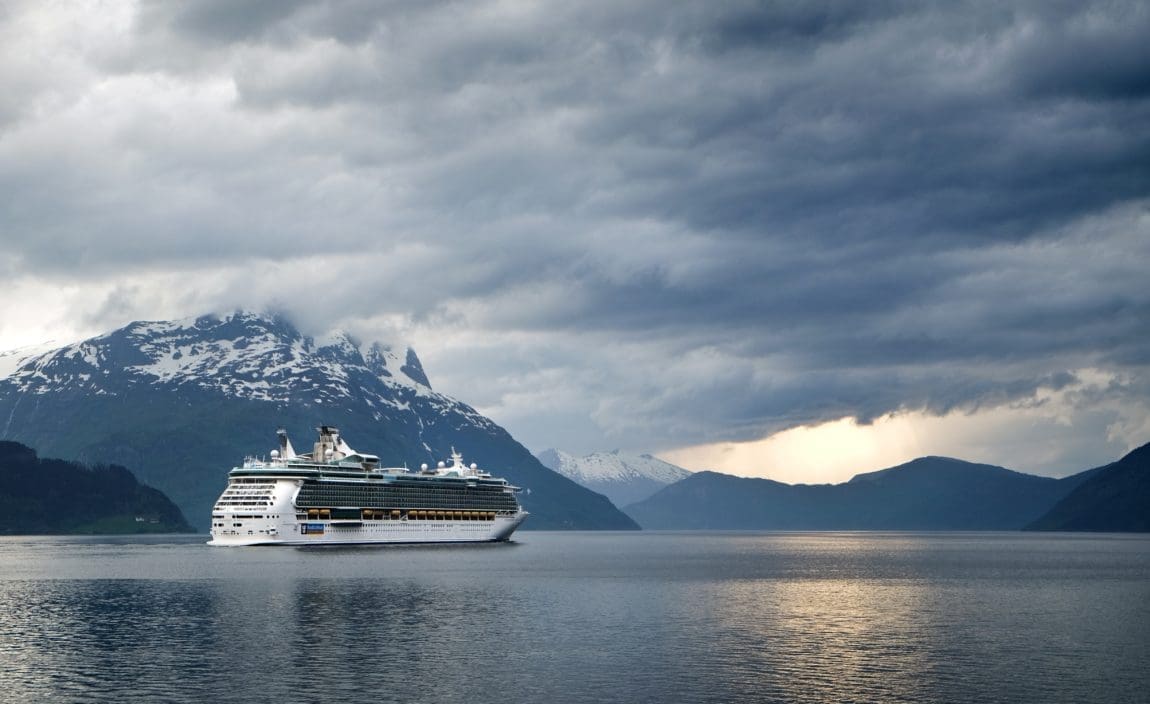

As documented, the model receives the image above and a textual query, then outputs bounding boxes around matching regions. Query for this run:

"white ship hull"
[208,511,528,547]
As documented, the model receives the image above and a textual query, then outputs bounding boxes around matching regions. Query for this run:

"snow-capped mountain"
[0,312,450,422]
[0,312,637,531]
[537,448,692,508]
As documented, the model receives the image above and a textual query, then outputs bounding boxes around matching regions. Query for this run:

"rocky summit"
[537,448,692,508]
[0,312,637,531]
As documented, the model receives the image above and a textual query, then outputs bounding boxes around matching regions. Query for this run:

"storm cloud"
[0,0,1147,470]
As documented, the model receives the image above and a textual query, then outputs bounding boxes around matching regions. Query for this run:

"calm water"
[0,532,1147,703]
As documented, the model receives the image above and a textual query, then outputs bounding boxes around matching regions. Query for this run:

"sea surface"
[0,531,1147,703]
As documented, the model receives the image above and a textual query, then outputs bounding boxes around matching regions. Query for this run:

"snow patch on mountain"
[0,343,61,380]
[0,311,504,447]
[539,449,693,484]
[0,311,450,408]
[536,448,693,508]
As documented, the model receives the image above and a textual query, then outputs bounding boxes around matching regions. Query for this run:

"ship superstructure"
[208,426,528,546]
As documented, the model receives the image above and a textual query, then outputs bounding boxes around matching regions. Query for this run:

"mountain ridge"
[1027,442,1150,531]
[624,456,1101,530]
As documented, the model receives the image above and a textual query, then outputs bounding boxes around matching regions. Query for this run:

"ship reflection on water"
[0,532,1147,703]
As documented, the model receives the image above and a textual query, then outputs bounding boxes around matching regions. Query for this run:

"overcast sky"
[1,0,1147,481]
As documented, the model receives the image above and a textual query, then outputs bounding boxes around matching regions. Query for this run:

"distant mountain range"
[0,441,191,534]
[1027,442,1150,531]
[624,447,1147,531]
[0,312,637,531]
[537,449,692,508]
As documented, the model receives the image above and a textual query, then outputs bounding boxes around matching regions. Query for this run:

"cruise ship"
[208,426,528,546]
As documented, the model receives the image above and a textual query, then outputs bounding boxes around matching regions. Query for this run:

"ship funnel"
[314,425,346,462]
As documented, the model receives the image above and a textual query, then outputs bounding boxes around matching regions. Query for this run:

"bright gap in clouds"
[660,371,1150,484]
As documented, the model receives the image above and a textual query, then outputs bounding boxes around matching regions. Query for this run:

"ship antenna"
[277,427,296,458]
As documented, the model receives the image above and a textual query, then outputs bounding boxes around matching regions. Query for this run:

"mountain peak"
[537,448,692,507]
[847,456,1020,484]
[541,449,692,483]
[401,347,431,388]
[0,311,434,402]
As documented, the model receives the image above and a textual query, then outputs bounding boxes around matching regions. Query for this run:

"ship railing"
[242,456,291,469]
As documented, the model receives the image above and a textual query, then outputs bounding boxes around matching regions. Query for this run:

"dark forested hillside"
[0,441,192,534]
[1027,442,1150,532]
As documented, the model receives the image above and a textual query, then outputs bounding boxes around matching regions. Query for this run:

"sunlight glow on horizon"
[660,415,929,486]
[659,375,1150,485]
